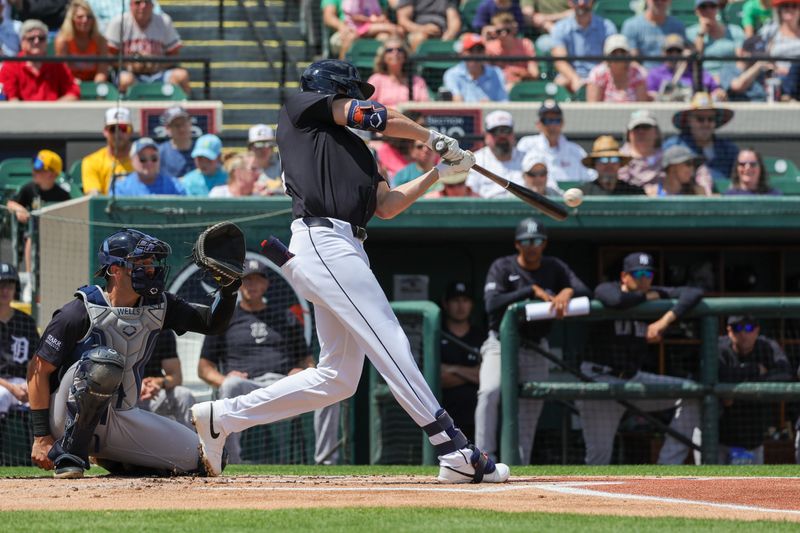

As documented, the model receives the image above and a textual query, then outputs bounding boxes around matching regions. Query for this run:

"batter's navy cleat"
[53,453,86,479]
[191,401,226,477]
[437,445,510,484]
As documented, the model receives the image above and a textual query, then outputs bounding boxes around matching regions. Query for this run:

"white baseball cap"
[105,107,132,126]
[522,151,548,173]
[603,34,631,56]
[248,124,276,146]
[484,110,514,132]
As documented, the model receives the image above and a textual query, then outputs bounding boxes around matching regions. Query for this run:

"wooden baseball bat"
[434,139,568,221]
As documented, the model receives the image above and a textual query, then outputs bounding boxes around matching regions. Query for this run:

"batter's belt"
[302,216,368,242]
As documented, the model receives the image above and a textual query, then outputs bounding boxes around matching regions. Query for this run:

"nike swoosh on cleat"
[209,403,220,439]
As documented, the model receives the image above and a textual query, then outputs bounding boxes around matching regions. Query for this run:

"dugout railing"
[499,298,800,466]
[370,301,442,466]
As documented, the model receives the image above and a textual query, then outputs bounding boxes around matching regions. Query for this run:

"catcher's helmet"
[300,59,375,100]
[95,229,171,297]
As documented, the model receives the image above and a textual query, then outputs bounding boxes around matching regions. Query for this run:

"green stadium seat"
[345,38,382,77]
[460,0,482,31]
[0,158,33,197]
[723,0,745,26]
[64,159,83,198]
[535,44,556,80]
[415,39,459,93]
[670,0,699,27]
[765,157,800,194]
[593,0,636,29]
[509,79,572,102]
[125,82,188,101]
[79,81,120,101]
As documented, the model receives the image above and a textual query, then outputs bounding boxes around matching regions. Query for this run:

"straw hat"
[581,136,632,168]
[672,92,734,130]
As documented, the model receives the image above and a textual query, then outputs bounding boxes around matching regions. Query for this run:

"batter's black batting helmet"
[300,59,375,100]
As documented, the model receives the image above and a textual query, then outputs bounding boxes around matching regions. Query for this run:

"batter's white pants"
[218,373,340,464]
[214,219,444,444]
[576,362,701,466]
[474,334,549,464]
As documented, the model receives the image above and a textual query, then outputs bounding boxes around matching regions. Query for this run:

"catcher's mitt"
[192,222,246,287]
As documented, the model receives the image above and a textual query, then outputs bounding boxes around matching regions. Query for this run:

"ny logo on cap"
[639,254,650,266]
[1,265,8,273]
[247,260,259,270]
[455,283,466,292]
[526,221,539,234]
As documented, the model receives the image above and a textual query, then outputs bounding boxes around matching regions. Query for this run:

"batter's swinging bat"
[434,139,568,221]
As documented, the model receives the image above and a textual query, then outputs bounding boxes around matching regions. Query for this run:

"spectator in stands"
[521,0,571,39]
[0,263,39,416]
[472,0,526,32]
[664,92,738,181]
[198,258,339,465]
[105,0,190,96]
[83,106,134,195]
[323,0,358,59]
[687,0,745,81]
[550,0,617,94]
[181,134,227,196]
[0,19,80,101]
[5,0,67,31]
[586,34,650,103]
[248,124,283,195]
[477,217,591,463]
[725,148,781,195]
[482,12,539,91]
[646,34,725,101]
[158,106,196,179]
[619,110,663,188]
[138,331,195,429]
[579,136,645,195]
[466,110,527,197]
[424,169,480,197]
[375,136,413,181]
[742,0,773,38]
[0,0,20,57]
[765,0,800,78]
[437,281,483,442]
[648,144,709,196]
[718,314,793,464]
[367,37,430,107]
[517,99,595,183]
[395,0,461,52]
[442,33,508,102]
[88,0,167,33]
[209,152,260,198]
[522,152,563,196]
[393,137,437,187]
[111,137,185,196]
[622,0,686,69]
[54,0,109,83]
[578,252,703,465]
[341,0,404,44]
[6,150,71,277]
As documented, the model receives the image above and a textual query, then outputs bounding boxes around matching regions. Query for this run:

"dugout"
[18,195,800,464]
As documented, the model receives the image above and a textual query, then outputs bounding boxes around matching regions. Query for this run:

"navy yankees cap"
[727,314,758,326]
[444,281,471,301]
[0,262,19,283]
[623,252,655,273]
[515,218,547,241]
[242,258,269,278]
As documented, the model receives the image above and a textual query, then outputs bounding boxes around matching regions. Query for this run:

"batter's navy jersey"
[200,304,307,377]
[277,91,385,227]
[484,255,591,339]
[0,309,40,379]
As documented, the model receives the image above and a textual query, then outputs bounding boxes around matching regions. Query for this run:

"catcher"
[27,224,244,478]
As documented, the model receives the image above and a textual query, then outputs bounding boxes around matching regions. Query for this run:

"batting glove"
[435,150,476,179]
[427,130,463,162]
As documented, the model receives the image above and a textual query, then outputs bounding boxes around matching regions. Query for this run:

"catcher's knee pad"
[423,409,469,456]
[59,346,125,460]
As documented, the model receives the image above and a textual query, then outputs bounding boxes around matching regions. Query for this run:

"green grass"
[3,463,800,478]
[3,509,800,533]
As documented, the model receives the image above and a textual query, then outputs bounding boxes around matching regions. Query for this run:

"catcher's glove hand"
[192,221,246,287]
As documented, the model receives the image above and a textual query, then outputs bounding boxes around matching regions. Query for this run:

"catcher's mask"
[95,229,172,297]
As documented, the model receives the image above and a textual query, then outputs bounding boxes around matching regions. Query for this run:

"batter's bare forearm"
[383,109,430,143]
[375,170,438,219]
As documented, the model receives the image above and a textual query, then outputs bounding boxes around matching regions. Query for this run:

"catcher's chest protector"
[75,286,166,410]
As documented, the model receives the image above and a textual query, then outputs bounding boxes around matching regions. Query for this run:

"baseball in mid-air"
[563,188,584,208]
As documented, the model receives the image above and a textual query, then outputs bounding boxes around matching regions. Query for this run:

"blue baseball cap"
[130,137,159,157]
[623,252,655,273]
[191,134,223,160]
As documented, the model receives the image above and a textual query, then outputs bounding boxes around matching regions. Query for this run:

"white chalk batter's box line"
[197,481,800,516]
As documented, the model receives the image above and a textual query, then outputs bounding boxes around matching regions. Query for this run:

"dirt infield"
[2,475,800,522]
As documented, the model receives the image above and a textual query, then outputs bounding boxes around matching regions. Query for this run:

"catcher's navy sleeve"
[164,291,237,336]
[35,299,90,368]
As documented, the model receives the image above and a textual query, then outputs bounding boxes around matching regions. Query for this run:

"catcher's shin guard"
[49,346,125,471]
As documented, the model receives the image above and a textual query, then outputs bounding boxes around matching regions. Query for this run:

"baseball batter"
[192,59,509,483]
[27,229,239,478]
